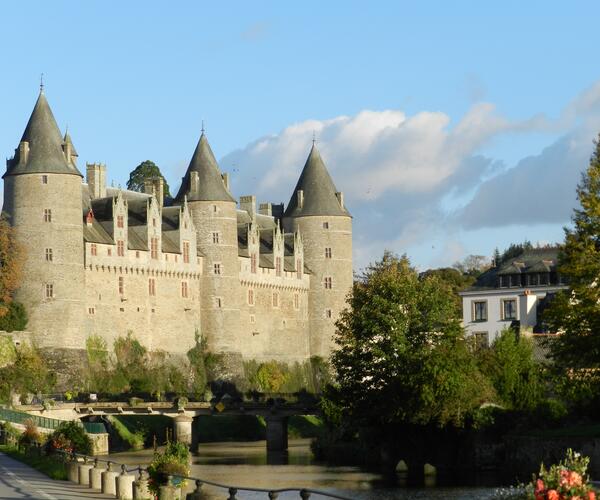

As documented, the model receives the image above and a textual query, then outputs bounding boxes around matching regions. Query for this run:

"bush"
[18,419,43,449]
[46,421,92,455]
[147,441,190,494]
[0,302,28,332]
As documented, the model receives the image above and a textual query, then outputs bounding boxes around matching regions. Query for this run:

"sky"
[1,1,599,271]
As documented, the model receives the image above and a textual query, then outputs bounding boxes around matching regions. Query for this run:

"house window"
[294,293,299,310]
[473,332,489,349]
[43,209,52,222]
[325,309,332,319]
[325,247,332,258]
[502,299,517,321]
[181,281,188,298]
[117,240,125,257]
[248,289,254,305]
[117,215,124,228]
[499,275,509,288]
[41,175,48,184]
[324,277,333,289]
[323,221,329,229]
[183,241,190,263]
[472,301,487,322]
[148,278,156,296]
[272,292,279,308]
[45,248,53,262]
[276,257,282,277]
[45,283,54,299]
[540,273,549,285]
[107,247,112,256]
[529,274,538,286]
[151,238,159,259]
[91,244,97,256]
[212,232,220,244]
[296,259,302,279]
[251,254,257,274]
[214,263,222,275]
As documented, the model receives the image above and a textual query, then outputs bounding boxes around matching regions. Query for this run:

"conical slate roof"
[284,144,350,218]
[4,91,82,178]
[175,133,234,202]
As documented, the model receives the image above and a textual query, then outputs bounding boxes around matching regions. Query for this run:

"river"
[106,439,502,499]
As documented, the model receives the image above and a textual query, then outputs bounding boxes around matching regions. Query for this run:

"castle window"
[214,263,222,275]
[117,215,124,228]
[91,244,97,256]
[212,232,220,244]
[276,257,282,277]
[45,248,53,262]
[88,307,95,315]
[325,309,332,319]
[151,238,159,259]
[183,241,190,263]
[272,292,279,308]
[153,218,157,227]
[117,240,125,257]
[248,288,254,305]
[41,175,48,184]
[297,259,302,279]
[251,254,257,274]
[43,209,52,222]
[118,276,124,295]
[325,247,332,258]
[181,281,188,298]
[107,248,112,256]
[215,297,223,308]
[148,278,156,296]
[294,293,299,310]
[136,251,140,259]
[184,221,188,230]
[212,205,218,213]
[323,221,329,229]
[45,284,54,299]
[250,314,256,324]
[324,276,333,289]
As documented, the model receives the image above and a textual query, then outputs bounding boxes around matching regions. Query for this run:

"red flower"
[547,489,559,500]
[535,479,545,493]
[588,491,596,500]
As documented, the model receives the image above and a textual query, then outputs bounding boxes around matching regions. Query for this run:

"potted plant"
[147,441,190,497]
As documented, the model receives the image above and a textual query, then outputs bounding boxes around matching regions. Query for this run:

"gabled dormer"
[247,221,260,274]
[273,223,284,277]
[293,230,304,279]
[112,191,128,256]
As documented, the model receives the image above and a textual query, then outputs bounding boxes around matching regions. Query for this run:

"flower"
[588,492,596,500]
[547,489,559,500]
[535,479,545,493]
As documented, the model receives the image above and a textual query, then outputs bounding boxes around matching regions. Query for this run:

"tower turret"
[175,132,241,363]
[2,89,85,348]
[282,144,352,359]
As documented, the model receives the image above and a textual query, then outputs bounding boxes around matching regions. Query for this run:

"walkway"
[0,452,113,499]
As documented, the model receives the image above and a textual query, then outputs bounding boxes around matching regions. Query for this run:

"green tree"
[545,136,600,402]
[420,267,476,317]
[326,251,494,429]
[476,328,543,411]
[0,302,27,332]
[126,160,171,198]
[0,214,25,319]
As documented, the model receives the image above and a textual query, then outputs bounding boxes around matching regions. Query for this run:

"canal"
[106,439,501,499]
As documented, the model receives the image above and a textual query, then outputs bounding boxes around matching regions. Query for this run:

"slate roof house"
[1,89,353,368]
[459,247,567,347]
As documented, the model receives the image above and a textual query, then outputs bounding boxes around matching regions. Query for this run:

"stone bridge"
[15,400,319,452]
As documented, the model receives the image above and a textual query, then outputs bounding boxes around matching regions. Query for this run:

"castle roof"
[174,133,235,203]
[4,91,82,178]
[283,144,349,218]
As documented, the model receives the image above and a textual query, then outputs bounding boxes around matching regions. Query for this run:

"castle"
[1,90,353,366]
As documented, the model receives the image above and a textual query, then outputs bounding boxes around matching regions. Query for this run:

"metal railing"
[56,449,355,500]
[0,407,106,434]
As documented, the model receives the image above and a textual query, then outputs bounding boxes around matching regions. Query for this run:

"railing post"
[299,489,311,499]
[269,492,279,499]
[101,460,119,496]
[228,487,238,499]
[78,455,94,487]
[186,479,204,500]
[133,467,152,499]
[117,463,135,500]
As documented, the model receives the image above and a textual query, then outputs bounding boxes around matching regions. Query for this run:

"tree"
[0,214,24,318]
[545,136,600,399]
[419,267,476,317]
[326,251,494,430]
[452,255,490,276]
[126,160,171,198]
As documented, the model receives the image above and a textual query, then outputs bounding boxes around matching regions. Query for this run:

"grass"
[110,415,172,449]
[0,444,68,480]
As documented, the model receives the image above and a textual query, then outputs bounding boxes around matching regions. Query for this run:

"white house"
[459,248,567,347]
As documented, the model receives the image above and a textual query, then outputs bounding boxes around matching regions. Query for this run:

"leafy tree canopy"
[325,251,494,429]
[126,160,171,199]
[0,214,24,318]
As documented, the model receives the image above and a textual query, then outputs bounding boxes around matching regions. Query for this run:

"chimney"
[144,176,164,208]
[259,203,272,216]
[190,171,199,194]
[335,191,344,209]
[86,163,106,199]
[297,190,304,209]
[222,172,230,191]
[240,195,257,216]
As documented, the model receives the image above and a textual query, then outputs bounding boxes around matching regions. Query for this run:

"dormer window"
[251,254,257,274]
[296,259,302,279]
[117,215,124,228]
[276,257,282,277]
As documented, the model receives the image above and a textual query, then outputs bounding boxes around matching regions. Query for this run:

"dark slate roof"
[283,144,350,218]
[4,91,82,178]
[162,232,180,253]
[128,227,148,251]
[174,133,235,203]
[161,207,180,231]
[83,219,114,245]
[63,131,78,157]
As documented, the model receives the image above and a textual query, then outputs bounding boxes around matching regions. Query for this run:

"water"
[106,439,501,499]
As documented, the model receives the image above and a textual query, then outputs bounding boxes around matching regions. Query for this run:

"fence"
[0,407,106,434]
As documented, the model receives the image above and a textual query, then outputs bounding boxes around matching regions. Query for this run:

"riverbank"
[0,444,67,479]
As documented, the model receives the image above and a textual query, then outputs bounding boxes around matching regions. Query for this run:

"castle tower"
[174,132,242,362]
[282,144,352,359]
[2,89,85,348]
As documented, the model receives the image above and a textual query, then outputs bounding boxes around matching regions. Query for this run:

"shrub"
[46,421,92,455]
[0,302,28,332]
[254,362,288,392]
[18,419,43,449]
[147,441,190,494]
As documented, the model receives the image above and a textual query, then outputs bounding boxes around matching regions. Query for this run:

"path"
[0,452,113,499]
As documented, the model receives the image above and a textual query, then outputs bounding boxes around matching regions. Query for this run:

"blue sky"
[1,1,599,270]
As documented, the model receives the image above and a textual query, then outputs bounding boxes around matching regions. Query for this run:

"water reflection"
[105,439,500,499]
